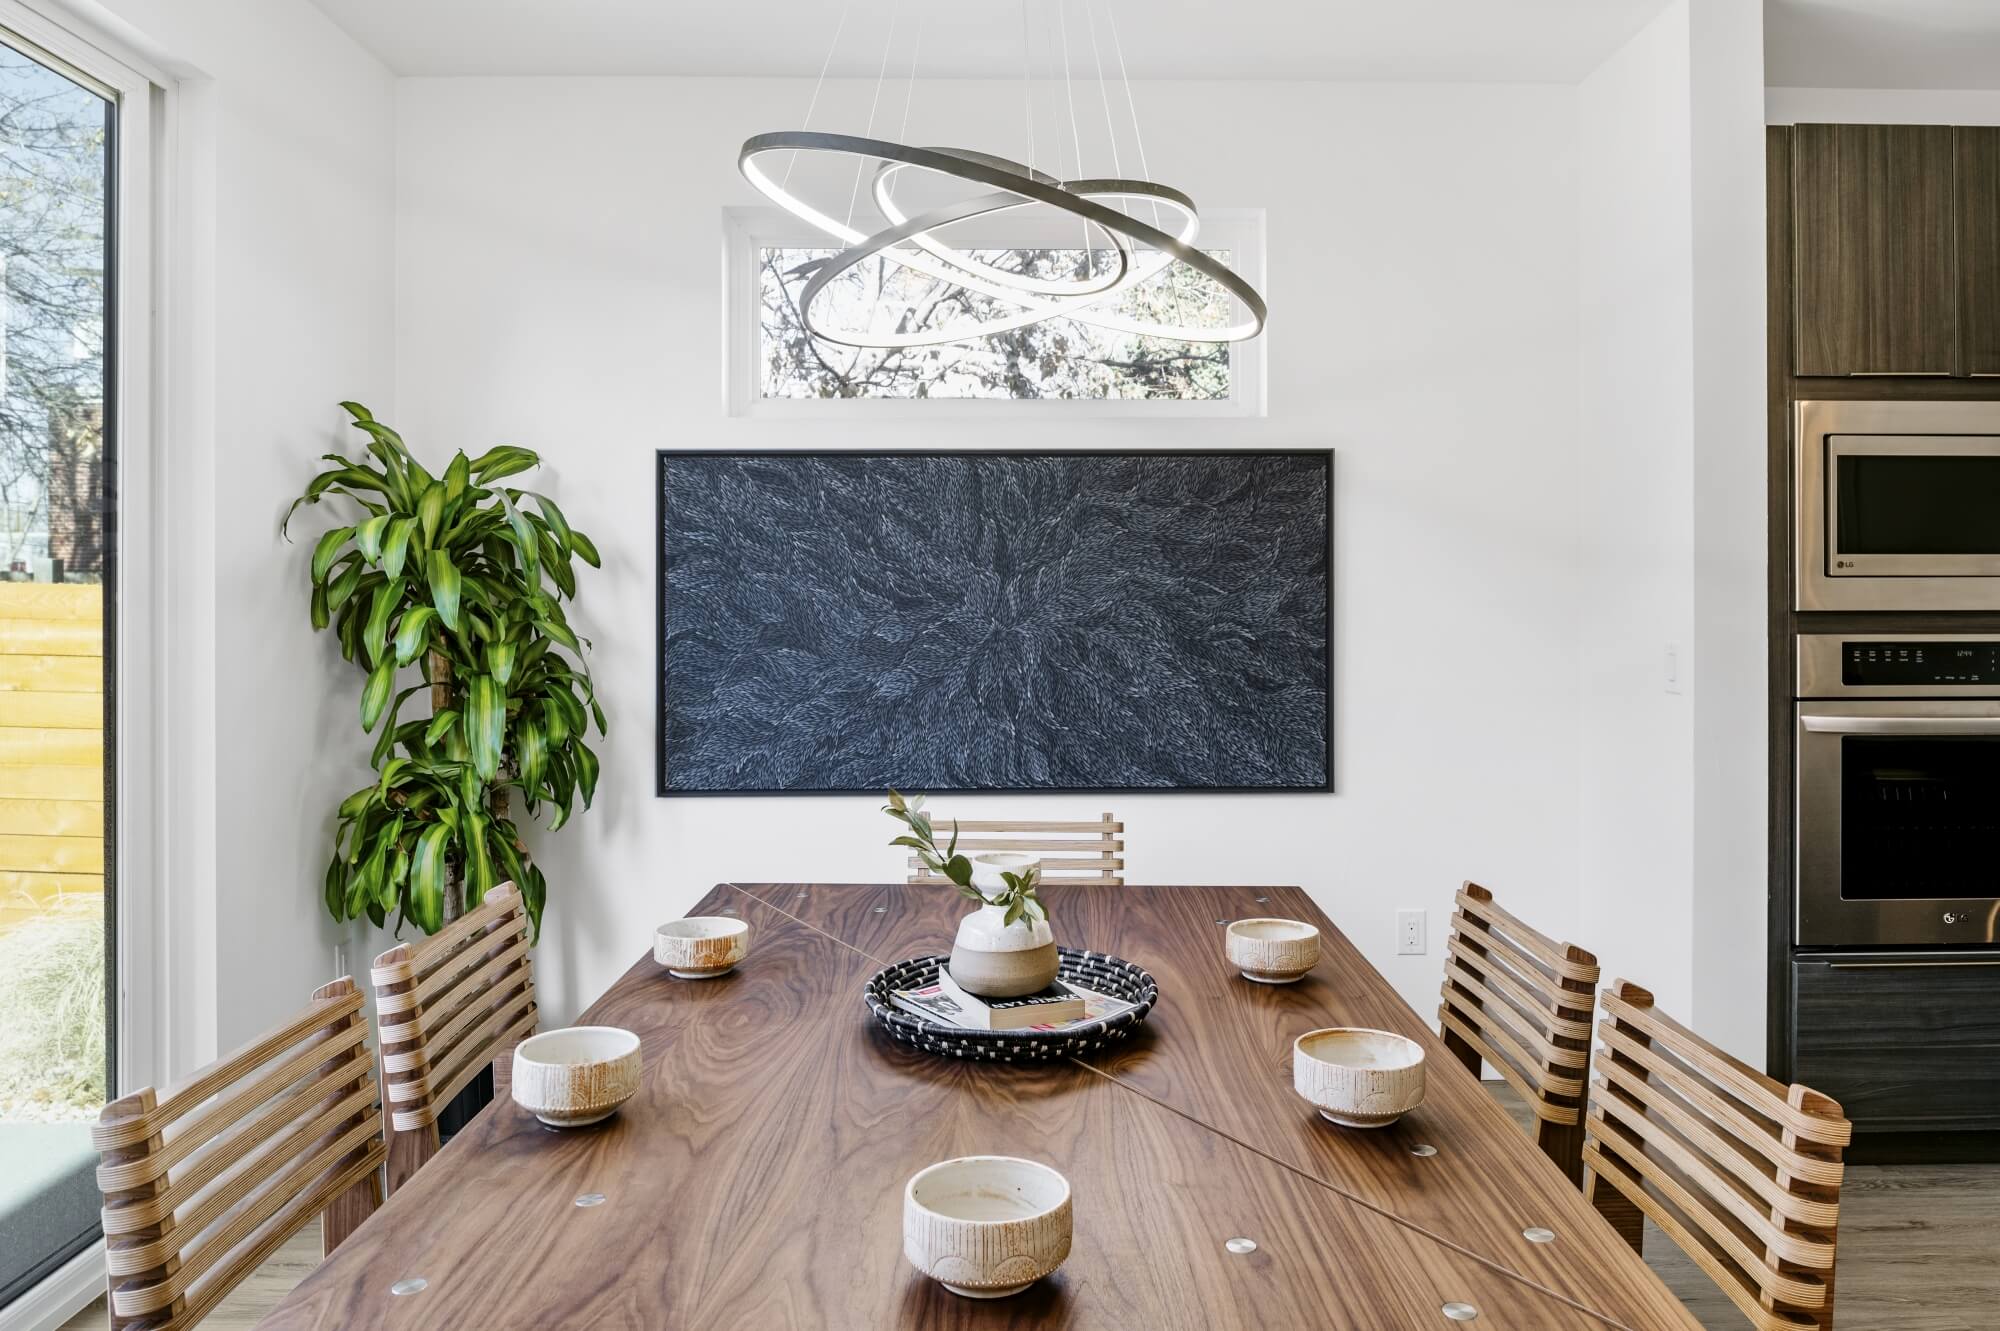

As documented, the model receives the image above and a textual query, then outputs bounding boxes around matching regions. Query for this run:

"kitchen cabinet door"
[1793,123,1959,376]
[1960,126,2000,377]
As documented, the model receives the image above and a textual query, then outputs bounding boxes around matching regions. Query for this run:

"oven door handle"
[1799,714,2000,735]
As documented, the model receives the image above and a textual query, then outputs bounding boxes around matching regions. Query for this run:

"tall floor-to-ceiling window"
[0,5,146,1311]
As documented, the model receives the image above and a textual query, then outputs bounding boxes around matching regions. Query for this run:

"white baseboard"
[0,1239,103,1331]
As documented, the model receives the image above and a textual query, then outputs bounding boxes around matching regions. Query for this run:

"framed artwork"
[657,450,1331,794]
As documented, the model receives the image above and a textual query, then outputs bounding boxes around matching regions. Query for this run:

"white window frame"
[725,204,1266,419]
[0,0,169,1119]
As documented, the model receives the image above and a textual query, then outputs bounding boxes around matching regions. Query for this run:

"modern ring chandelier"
[737,0,1267,350]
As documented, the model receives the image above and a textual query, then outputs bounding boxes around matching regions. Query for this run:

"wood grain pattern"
[907,811,1125,887]
[735,881,1702,1330]
[260,890,1633,1330]
[1438,881,1600,1184]
[370,882,538,1193]
[94,977,384,1330]
[1959,127,2000,377]
[1584,982,1850,1331]
[1793,123,1959,376]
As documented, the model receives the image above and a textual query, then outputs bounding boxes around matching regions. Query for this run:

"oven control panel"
[1843,642,2000,686]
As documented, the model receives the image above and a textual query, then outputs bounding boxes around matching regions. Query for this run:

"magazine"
[891,976,1137,1033]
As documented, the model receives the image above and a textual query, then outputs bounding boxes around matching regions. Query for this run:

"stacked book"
[891,968,1137,1033]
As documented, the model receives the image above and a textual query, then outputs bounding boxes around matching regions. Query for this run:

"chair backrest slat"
[1436,881,1600,1183]
[91,977,384,1330]
[372,882,537,1193]
[906,812,1125,887]
[1583,980,1850,1331]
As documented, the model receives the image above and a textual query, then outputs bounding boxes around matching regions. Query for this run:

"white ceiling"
[1766,0,2000,89]
[307,0,1673,82]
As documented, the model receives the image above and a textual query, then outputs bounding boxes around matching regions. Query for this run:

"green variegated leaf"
[444,450,470,503]
[464,810,494,906]
[324,853,345,919]
[393,606,437,665]
[516,716,547,804]
[469,445,539,481]
[360,660,395,731]
[417,480,447,547]
[569,528,601,568]
[408,823,450,933]
[428,549,461,631]
[363,577,405,667]
[310,582,329,630]
[381,516,416,579]
[485,640,517,687]
[355,513,390,562]
[574,740,599,807]
[467,674,504,781]
[424,707,458,747]
[311,526,353,582]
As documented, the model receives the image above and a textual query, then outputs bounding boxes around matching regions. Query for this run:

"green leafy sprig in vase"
[885,789,1057,997]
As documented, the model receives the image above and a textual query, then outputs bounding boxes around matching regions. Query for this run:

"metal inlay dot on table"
[873,905,887,913]
[390,1278,428,1297]
[575,1193,607,1208]
[1523,1226,1555,1244]
[1255,897,1269,904]
[1224,1237,1258,1255]
[1441,1303,1479,1322]
[1409,1143,1438,1158]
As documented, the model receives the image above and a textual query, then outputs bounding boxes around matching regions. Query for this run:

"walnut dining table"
[259,883,1702,1331]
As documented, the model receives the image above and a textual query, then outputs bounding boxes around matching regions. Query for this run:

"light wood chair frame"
[1583,980,1851,1331]
[371,881,537,1194]
[91,977,384,1331]
[906,812,1125,887]
[1436,881,1601,1184]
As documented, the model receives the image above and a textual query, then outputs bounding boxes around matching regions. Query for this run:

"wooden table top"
[261,883,1701,1331]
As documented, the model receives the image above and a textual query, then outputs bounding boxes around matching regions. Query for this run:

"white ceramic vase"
[947,854,1059,998]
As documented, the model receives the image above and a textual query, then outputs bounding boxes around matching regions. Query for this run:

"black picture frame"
[656,448,1334,796]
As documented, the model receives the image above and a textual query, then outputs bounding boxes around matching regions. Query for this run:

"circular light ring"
[798,182,1201,349]
[799,186,1116,347]
[740,130,1266,344]
[872,152,1148,299]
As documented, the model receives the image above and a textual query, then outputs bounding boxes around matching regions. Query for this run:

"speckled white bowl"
[511,1026,641,1127]
[1293,1027,1426,1129]
[655,916,751,979]
[903,1156,1073,1299]
[1225,917,1321,984]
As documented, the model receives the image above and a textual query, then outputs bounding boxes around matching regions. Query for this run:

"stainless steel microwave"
[1796,399,2000,610]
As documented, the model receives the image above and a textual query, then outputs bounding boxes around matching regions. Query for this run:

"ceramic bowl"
[1225,917,1321,984]
[903,1156,1073,1299]
[1292,1027,1426,1129]
[511,1026,642,1127]
[655,916,751,979]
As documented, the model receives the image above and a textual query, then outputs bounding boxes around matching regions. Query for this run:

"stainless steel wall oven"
[1797,634,2000,947]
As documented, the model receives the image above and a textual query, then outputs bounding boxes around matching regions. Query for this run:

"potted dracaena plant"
[884,790,1057,997]
[285,402,605,938]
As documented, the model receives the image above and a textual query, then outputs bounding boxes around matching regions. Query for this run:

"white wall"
[1572,0,1768,1060]
[55,0,397,1064]
[395,75,1584,1026]
[1575,3,1697,1016]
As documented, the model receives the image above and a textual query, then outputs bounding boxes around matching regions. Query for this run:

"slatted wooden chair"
[1437,881,1600,1184]
[1584,980,1851,1331]
[371,881,538,1193]
[905,812,1125,887]
[90,977,384,1331]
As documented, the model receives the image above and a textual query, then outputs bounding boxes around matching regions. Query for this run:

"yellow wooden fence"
[0,583,103,934]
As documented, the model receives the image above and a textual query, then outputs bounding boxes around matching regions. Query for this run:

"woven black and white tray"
[863,948,1158,1062]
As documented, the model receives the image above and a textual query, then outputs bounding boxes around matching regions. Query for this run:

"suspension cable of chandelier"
[784,1,849,189]
[843,0,900,231]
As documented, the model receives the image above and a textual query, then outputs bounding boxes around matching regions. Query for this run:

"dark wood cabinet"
[1793,123,1959,376]
[1792,954,2000,1133]
[1961,127,2000,377]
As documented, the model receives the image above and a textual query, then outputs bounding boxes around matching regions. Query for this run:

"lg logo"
[1943,911,1963,925]
[1835,559,1854,569]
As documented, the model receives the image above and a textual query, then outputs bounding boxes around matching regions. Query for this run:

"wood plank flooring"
[1488,1083,2000,1331]
[57,1084,2000,1331]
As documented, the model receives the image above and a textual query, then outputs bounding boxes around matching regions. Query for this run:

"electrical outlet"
[333,942,349,981]
[1396,909,1426,956]
[1664,643,1682,695]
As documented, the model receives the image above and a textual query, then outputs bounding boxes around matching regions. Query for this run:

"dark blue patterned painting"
[657,451,1331,793]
